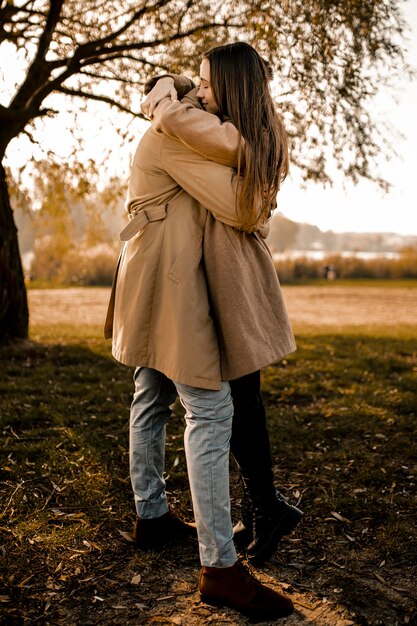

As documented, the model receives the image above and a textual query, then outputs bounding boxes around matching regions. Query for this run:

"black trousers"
[230,370,275,501]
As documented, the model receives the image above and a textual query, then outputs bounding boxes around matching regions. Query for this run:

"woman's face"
[196,58,219,115]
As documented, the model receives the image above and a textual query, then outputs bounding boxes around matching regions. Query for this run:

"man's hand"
[141,77,177,118]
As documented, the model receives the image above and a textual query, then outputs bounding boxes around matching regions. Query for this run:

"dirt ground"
[3,284,415,625]
[27,284,417,329]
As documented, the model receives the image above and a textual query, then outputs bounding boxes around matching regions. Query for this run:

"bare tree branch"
[56,86,146,119]
[10,0,65,109]
[0,0,411,187]
[71,0,172,62]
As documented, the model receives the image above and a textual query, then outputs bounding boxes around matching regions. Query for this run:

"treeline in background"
[274,249,417,282]
[11,162,417,286]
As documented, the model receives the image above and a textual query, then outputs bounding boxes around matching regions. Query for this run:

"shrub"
[274,248,417,282]
[30,238,119,286]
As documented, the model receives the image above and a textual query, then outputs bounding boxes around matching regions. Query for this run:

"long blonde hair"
[204,42,289,230]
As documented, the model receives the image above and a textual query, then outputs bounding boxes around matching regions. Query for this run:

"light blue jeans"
[130,366,237,567]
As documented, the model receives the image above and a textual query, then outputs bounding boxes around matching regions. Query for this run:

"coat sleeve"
[144,73,195,99]
[152,90,242,168]
[160,136,254,232]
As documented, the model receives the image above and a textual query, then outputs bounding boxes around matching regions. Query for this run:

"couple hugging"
[105,41,302,621]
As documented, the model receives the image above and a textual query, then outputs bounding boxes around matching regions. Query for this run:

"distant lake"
[272,250,402,261]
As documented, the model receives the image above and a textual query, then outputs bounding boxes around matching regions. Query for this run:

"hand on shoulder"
[141,77,177,118]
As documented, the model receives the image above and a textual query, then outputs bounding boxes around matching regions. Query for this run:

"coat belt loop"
[119,204,167,241]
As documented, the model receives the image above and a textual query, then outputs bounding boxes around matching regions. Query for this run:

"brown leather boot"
[133,509,197,550]
[199,560,293,619]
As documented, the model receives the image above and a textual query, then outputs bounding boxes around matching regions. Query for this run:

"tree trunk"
[0,162,29,342]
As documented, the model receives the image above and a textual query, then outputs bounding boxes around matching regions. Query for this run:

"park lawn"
[1,323,416,625]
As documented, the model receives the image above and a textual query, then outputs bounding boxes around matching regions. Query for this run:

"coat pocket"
[168,223,203,284]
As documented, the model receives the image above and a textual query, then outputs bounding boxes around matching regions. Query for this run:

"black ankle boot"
[233,489,253,547]
[246,492,303,566]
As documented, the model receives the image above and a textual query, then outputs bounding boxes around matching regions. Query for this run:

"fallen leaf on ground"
[148,617,182,624]
[117,529,134,543]
[130,573,142,585]
[374,572,387,584]
[331,511,351,524]
[18,574,35,587]
[99,564,117,571]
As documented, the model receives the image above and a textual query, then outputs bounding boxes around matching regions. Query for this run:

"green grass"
[1,322,416,624]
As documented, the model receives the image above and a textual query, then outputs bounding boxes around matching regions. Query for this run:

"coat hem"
[111,345,222,391]
[221,340,297,381]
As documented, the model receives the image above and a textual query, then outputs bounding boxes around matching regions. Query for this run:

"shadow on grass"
[261,334,417,626]
[1,334,416,625]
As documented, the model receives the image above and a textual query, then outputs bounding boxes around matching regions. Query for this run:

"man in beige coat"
[140,74,302,568]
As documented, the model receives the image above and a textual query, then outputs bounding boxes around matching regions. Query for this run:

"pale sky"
[279,0,417,235]
[3,1,417,236]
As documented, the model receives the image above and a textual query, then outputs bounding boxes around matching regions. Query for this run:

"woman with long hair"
[201,42,287,231]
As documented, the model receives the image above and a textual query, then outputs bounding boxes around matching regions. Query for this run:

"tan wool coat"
[105,84,296,389]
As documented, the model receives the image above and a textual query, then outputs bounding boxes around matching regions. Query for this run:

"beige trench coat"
[105,89,296,389]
